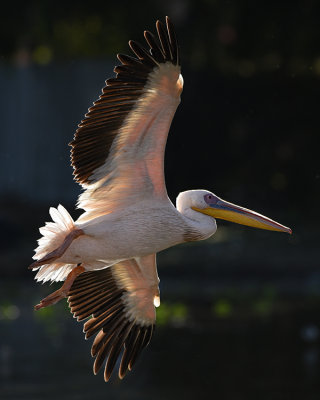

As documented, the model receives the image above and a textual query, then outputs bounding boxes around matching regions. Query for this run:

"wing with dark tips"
[70,17,183,222]
[68,256,159,381]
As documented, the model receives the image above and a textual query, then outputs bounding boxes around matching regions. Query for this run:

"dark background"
[0,1,319,399]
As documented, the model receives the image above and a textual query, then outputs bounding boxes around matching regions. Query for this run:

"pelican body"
[52,196,213,267]
[31,17,291,382]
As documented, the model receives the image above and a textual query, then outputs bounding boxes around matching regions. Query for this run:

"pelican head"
[177,190,292,234]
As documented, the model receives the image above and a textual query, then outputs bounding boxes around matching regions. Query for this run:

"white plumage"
[34,205,75,282]
[31,17,291,382]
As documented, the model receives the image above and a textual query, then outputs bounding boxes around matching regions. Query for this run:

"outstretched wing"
[67,255,159,381]
[71,17,183,222]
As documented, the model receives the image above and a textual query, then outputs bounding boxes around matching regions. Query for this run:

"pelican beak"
[192,198,292,234]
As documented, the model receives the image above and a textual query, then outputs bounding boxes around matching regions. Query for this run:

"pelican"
[30,17,291,381]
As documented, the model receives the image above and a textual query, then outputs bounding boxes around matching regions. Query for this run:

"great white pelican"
[30,17,291,381]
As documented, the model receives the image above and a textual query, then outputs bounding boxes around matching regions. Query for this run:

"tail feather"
[35,263,75,283]
[49,205,74,230]
[32,205,77,283]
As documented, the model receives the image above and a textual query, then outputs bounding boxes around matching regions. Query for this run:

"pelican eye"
[204,193,218,205]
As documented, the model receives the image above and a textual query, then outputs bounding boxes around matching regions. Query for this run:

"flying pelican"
[30,17,291,381]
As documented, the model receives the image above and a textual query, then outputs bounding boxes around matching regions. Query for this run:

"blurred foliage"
[33,299,70,338]
[213,298,233,317]
[1,0,320,78]
[0,303,20,321]
[156,301,188,326]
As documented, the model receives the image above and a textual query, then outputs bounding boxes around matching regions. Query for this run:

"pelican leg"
[34,264,85,310]
[29,228,84,270]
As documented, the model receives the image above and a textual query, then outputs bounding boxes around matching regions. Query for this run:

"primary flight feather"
[31,17,291,382]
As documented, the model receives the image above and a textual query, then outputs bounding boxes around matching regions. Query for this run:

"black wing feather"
[70,17,180,185]
[68,267,155,381]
